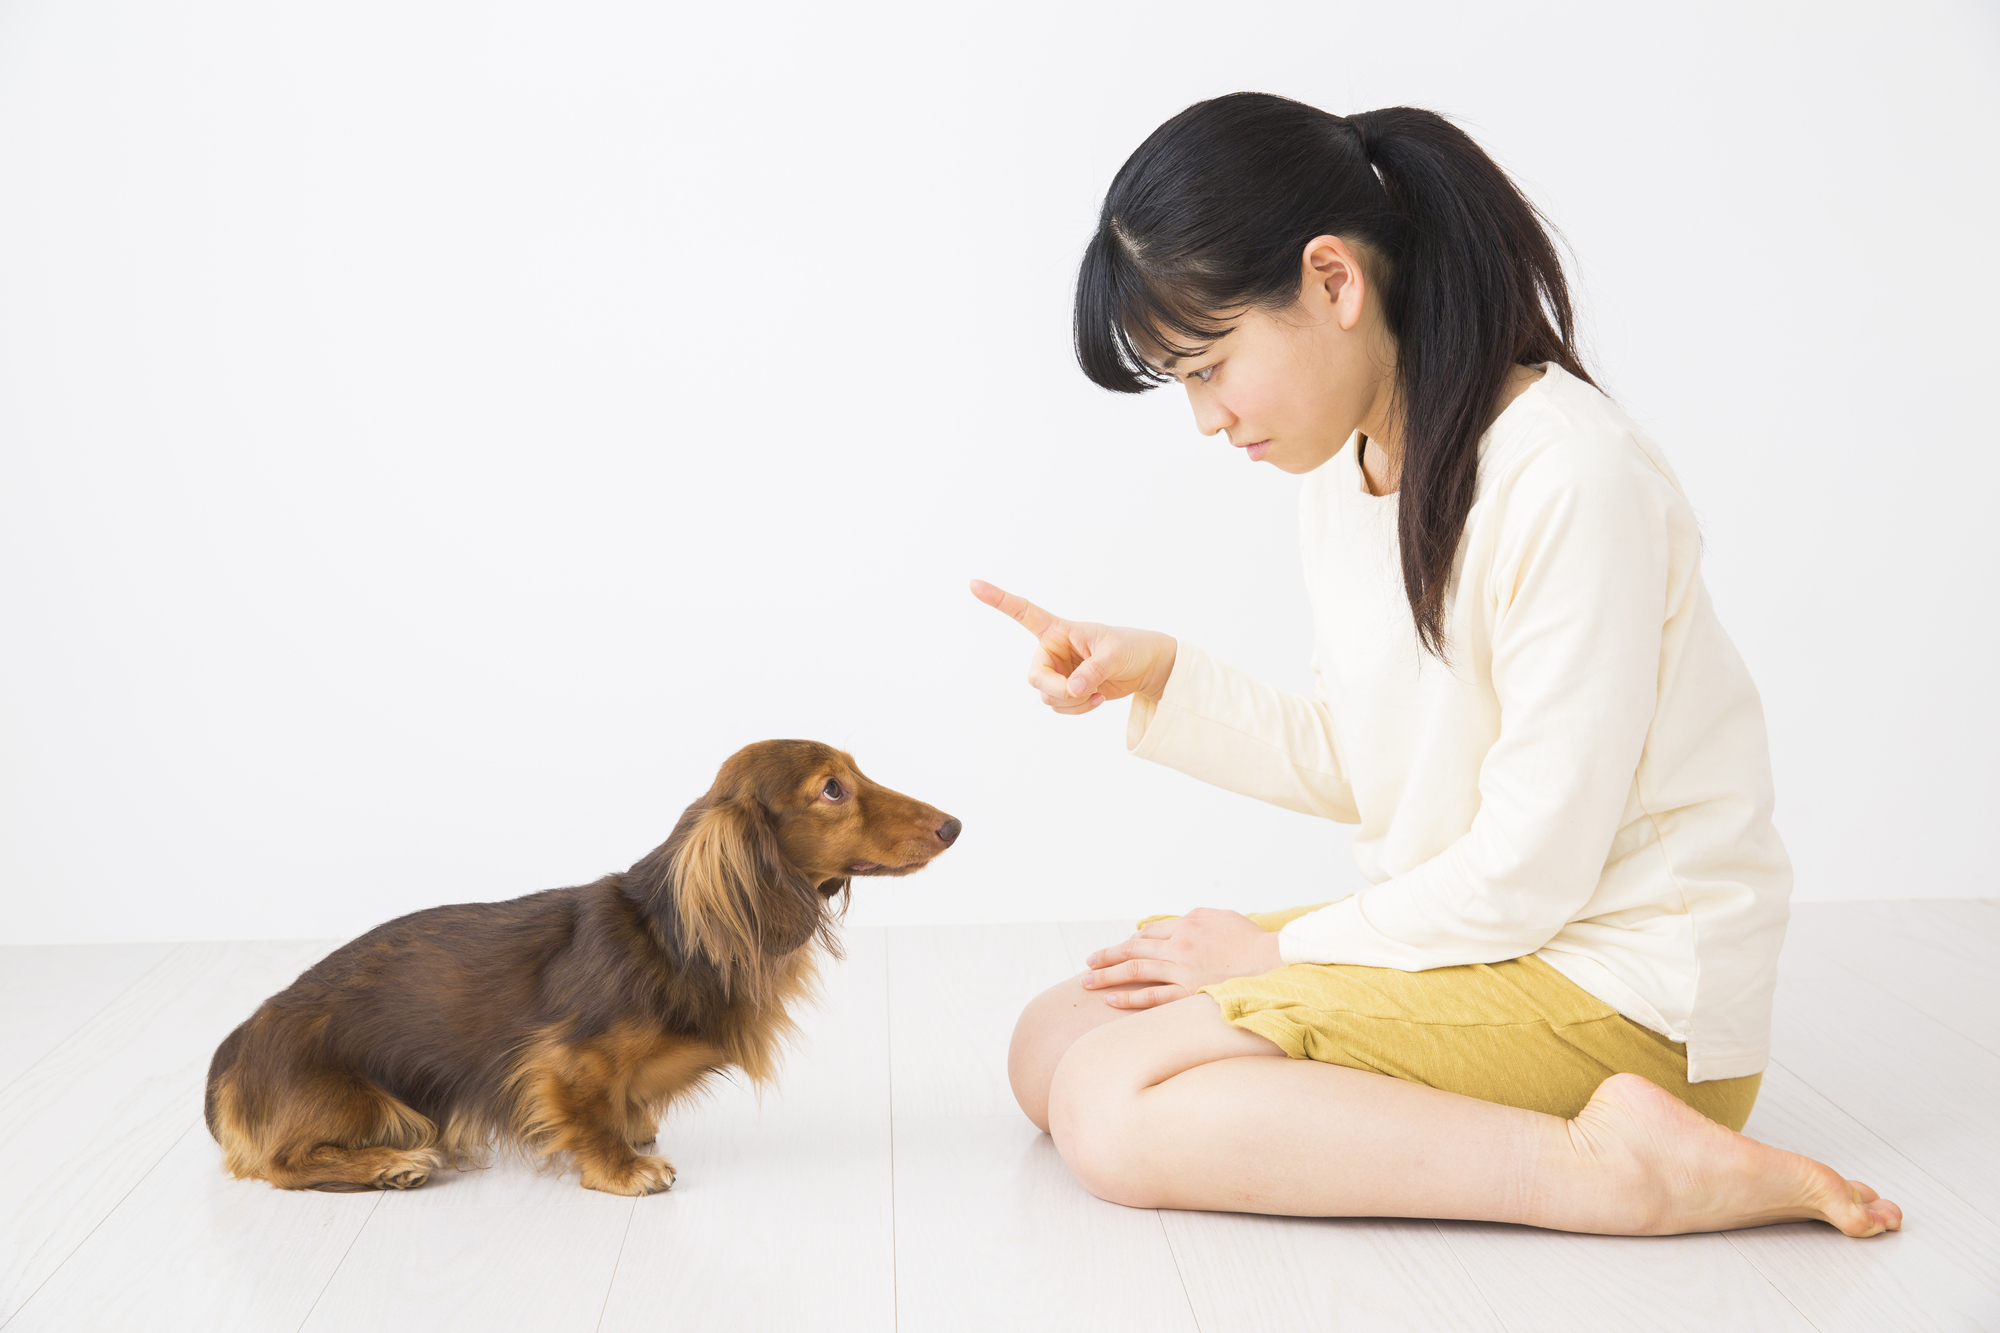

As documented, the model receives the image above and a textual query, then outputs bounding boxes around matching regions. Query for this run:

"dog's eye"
[820,779,845,802]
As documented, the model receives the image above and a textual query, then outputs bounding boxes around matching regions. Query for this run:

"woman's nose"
[1189,388,1235,437]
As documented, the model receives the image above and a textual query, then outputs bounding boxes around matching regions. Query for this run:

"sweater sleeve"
[1277,442,1682,969]
[1125,641,1360,823]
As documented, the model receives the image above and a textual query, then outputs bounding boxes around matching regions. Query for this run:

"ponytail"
[1075,94,1593,658]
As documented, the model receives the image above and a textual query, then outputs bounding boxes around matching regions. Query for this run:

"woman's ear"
[1300,233,1370,331]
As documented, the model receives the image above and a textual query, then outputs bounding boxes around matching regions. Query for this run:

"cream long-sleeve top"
[1127,364,1791,1082]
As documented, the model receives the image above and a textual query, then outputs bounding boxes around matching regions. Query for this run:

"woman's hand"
[1081,908,1283,1009]
[969,579,1177,714]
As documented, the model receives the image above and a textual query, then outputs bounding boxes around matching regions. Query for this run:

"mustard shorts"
[1137,904,1761,1131]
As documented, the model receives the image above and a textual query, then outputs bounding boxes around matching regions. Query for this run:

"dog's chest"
[601,1023,727,1105]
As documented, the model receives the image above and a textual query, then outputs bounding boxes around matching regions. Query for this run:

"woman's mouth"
[1237,440,1270,462]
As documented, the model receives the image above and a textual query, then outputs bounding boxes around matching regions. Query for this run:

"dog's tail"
[204,1022,248,1141]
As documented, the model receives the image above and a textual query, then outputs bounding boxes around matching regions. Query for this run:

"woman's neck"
[1357,433,1398,496]
[1356,364,1546,497]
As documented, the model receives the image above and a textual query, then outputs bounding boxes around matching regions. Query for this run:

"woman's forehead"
[1131,325,1227,374]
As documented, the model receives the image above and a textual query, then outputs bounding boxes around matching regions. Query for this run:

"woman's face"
[1141,235,1394,476]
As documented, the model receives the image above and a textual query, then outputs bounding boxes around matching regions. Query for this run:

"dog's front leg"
[528,1075,677,1196]
[574,1092,676,1196]
[624,1105,660,1150]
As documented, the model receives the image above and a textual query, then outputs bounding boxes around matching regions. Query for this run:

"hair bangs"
[1074,225,1239,394]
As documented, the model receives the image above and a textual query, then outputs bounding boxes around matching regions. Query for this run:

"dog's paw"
[630,1154,677,1194]
[374,1148,445,1191]
[581,1153,677,1196]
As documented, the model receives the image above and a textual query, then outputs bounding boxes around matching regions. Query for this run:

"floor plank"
[1435,1221,1816,1332]
[886,923,1071,1118]
[295,1110,636,1333]
[0,943,174,1094]
[0,939,334,1323]
[596,929,895,1333]
[1158,1211,1506,1333]
[2,1119,380,1333]
[887,923,1200,1329]
[1730,1062,2000,1332]
[1767,931,2000,1227]
[891,1114,1199,1333]
[1926,898,2000,945]
[4,903,1996,1333]
[1785,901,2000,1058]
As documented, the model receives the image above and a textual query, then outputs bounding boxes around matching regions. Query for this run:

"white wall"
[2,0,1995,945]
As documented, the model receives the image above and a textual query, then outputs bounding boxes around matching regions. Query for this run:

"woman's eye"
[1188,366,1215,383]
[821,779,844,801]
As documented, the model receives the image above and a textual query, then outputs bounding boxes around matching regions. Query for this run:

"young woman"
[971,93,1900,1238]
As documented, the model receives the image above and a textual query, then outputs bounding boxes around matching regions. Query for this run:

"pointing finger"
[969,578,1057,637]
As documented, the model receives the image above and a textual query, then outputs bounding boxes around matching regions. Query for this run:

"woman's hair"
[1075,93,1593,658]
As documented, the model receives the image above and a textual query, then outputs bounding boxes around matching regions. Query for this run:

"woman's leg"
[1044,992,1901,1238]
[1009,971,1151,1132]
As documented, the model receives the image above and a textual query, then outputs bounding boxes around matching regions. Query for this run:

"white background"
[2,0,1995,945]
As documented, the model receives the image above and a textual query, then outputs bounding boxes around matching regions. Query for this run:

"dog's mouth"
[846,858,934,877]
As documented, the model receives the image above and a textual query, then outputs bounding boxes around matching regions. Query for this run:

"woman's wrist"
[1137,634,1178,705]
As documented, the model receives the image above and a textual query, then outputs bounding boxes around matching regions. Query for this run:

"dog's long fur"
[204,740,957,1195]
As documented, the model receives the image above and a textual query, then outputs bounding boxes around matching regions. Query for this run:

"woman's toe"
[1864,1193,1904,1232]
[1829,1179,1901,1236]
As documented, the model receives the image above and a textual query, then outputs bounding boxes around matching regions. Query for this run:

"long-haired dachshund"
[204,740,958,1195]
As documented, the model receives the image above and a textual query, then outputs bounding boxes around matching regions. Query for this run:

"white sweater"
[1126,364,1790,1082]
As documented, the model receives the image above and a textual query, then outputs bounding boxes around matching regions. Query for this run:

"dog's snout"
[936,817,962,847]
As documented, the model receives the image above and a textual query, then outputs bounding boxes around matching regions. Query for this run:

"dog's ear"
[649,798,832,988]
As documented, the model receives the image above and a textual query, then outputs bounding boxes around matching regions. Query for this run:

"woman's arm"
[1125,643,1359,823]
[1278,442,1685,969]
[970,580,1358,822]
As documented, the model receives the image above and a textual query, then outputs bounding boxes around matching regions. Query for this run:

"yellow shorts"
[1137,904,1761,1131]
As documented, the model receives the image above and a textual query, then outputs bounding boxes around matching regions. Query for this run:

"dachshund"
[203,739,958,1195]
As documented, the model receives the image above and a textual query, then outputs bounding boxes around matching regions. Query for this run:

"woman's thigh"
[1042,991,1307,1206]
[1203,956,1761,1128]
[1007,971,1160,1131]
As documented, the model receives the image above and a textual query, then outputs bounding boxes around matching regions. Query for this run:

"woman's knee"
[1007,983,1065,1131]
[1045,1025,1159,1207]
[1006,972,1143,1132]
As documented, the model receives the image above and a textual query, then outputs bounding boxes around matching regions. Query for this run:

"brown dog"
[204,740,957,1195]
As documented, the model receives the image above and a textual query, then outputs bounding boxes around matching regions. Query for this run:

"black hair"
[1075,93,1593,658]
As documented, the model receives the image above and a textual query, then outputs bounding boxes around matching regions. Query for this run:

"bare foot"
[1562,1073,1902,1236]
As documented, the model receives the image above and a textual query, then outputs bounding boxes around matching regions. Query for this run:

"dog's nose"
[936,818,961,847]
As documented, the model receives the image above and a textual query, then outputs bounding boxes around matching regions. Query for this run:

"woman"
[973,93,1899,1237]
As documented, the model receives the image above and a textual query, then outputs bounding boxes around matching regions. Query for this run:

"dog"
[204,739,958,1195]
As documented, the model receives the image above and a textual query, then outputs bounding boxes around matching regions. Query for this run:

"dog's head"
[631,740,959,988]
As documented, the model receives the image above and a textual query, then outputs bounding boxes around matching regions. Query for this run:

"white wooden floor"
[2,901,1997,1332]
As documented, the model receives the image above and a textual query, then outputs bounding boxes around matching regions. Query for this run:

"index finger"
[969,578,1057,637]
